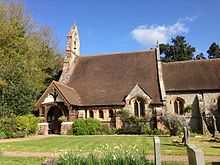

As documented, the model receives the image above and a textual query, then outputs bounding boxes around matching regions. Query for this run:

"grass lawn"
[0,156,43,165]
[0,135,219,156]
[0,135,185,155]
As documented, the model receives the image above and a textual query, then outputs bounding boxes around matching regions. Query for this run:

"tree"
[195,53,206,60]
[0,0,63,115]
[207,42,220,59]
[160,35,196,62]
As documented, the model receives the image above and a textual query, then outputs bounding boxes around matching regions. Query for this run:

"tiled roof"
[162,58,220,92]
[67,49,162,105]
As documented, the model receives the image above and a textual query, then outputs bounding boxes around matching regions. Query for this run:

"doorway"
[47,106,63,134]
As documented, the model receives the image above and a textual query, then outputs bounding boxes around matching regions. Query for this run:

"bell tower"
[59,23,80,84]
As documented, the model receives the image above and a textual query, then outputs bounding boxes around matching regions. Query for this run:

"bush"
[0,114,17,138]
[11,131,26,138]
[57,152,151,165]
[161,113,186,136]
[101,125,116,135]
[0,131,6,139]
[72,118,102,135]
[140,124,154,135]
[16,114,39,136]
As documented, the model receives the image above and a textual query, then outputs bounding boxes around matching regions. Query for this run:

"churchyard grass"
[0,135,219,156]
[0,156,43,165]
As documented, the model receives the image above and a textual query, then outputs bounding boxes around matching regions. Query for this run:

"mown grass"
[0,135,219,156]
[0,156,43,165]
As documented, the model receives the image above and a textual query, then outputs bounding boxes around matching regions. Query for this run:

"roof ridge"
[79,49,155,58]
[162,58,220,65]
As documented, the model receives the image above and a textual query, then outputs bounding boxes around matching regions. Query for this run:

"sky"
[22,0,220,56]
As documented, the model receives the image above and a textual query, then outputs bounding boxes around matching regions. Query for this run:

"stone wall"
[38,123,49,135]
[60,122,73,135]
[165,91,220,133]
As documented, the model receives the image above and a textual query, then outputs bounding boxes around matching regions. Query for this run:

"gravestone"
[187,144,205,165]
[213,116,220,137]
[154,136,161,165]
[182,127,190,146]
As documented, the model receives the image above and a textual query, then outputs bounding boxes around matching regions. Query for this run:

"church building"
[35,24,220,134]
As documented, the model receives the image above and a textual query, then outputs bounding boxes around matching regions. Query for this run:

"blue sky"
[22,0,220,56]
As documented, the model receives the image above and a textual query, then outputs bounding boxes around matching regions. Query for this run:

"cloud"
[131,21,188,47]
[183,12,202,22]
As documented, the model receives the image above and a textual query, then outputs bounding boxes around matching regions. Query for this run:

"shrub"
[58,115,67,122]
[184,105,192,113]
[16,114,39,136]
[0,131,6,139]
[57,152,152,165]
[72,118,101,135]
[101,125,116,135]
[0,114,17,138]
[38,117,46,123]
[161,113,186,136]
[140,124,154,135]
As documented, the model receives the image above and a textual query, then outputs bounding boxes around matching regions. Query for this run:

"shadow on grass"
[162,143,185,148]
[211,162,220,165]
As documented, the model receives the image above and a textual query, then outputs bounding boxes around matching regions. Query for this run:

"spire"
[59,23,80,84]
[66,22,80,56]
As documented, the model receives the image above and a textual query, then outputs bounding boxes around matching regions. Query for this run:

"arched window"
[140,100,145,117]
[109,110,114,118]
[133,98,145,117]
[99,110,104,119]
[89,110,94,118]
[174,98,185,115]
[134,100,139,116]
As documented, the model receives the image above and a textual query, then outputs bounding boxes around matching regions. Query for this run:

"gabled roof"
[162,58,220,92]
[34,81,80,109]
[125,83,152,104]
[66,49,162,105]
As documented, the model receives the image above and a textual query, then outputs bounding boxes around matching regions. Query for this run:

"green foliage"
[101,125,116,135]
[58,115,67,122]
[195,53,206,60]
[184,105,192,113]
[207,42,220,59]
[57,152,152,165]
[140,124,154,135]
[0,0,63,115]
[161,113,186,136]
[160,35,196,62]
[16,114,39,136]
[72,118,102,135]
[0,131,6,139]
[0,113,17,138]
[116,109,162,135]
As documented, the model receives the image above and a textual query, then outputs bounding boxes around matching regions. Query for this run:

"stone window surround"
[132,98,145,117]
[174,97,185,115]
